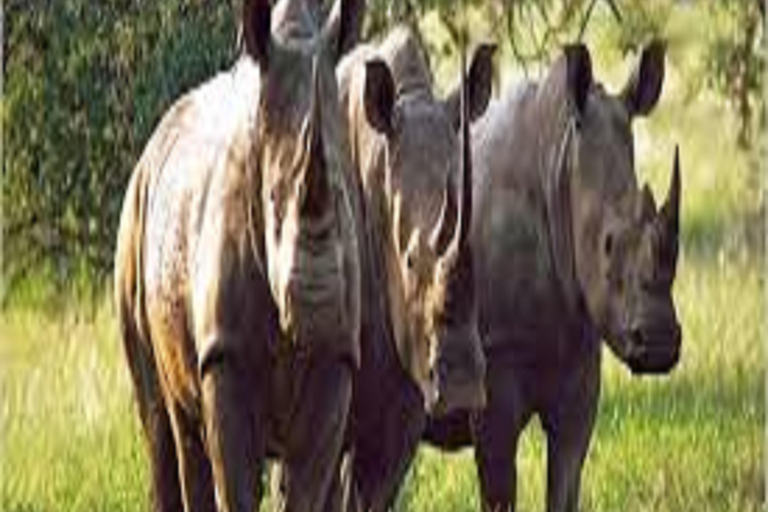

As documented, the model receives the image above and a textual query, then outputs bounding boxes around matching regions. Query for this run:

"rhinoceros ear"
[243,0,271,70]
[363,59,396,135]
[444,43,497,130]
[621,39,665,118]
[323,0,365,61]
[564,43,593,118]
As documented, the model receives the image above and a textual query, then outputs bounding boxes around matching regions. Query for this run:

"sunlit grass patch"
[0,303,149,512]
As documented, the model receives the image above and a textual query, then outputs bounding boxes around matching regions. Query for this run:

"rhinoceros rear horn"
[301,59,329,217]
[429,173,458,256]
[432,40,473,261]
[242,0,271,70]
[658,145,681,270]
[429,44,473,257]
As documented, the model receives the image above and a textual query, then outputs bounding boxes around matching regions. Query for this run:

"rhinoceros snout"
[430,338,487,416]
[626,322,681,374]
[432,376,487,416]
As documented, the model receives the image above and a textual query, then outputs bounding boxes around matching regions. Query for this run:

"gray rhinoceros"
[330,27,495,510]
[114,0,365,511]
[424,41,682,512]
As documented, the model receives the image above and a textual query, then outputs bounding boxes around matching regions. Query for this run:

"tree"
[3,0,237,299]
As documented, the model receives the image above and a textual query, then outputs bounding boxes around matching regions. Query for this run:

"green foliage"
[701,1,764,149]
[3,0,762,300]
[3,0,237,300]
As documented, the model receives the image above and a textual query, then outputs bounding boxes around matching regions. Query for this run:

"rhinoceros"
[424,41,682,512]
[327,27,494,510]
[113,0,365,510]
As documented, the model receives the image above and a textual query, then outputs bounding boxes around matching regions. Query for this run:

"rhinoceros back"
[471,83,575,365]
[118,58,271,414]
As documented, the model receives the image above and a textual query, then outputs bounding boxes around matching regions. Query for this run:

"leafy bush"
[3,0,237,300]
[2,0,762,303]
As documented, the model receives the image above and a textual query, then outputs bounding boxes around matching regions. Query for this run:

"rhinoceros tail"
[421,408,473,451]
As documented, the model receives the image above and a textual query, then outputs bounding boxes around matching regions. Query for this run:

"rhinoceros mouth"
[622,323,681,374]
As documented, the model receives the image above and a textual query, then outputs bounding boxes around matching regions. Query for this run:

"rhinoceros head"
[362,33,495,413]
[245,0,361,347]
[552,41,682,374]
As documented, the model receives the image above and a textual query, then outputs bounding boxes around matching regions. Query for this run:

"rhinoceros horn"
[429,173,458,256]
[301,58,330,217]
[439,41,475,318]
[657,145,681,271]
[454,43,473,254]
[429,45,472,259]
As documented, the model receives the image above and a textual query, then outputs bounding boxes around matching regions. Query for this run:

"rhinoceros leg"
[349,375,424,512]
[270,355,353,512]
[473,356,533,512]
[167,401,216,511]
[200,349,267,512]
[541,346,600,512]
[118,301,184,512]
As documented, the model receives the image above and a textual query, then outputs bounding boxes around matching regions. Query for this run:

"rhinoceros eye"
[604,232,614,257]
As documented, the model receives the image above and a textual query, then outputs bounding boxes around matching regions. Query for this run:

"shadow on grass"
[681,201,764,266]
[597,365,762,439]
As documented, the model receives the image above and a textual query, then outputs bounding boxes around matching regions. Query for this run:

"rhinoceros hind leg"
[141,397,184,512]
[167,402,216,512]
[117,293,183,512]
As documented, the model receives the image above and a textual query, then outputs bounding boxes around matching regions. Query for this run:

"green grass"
[0,303,149,511]
[0,211,762,512]
[393,256,763,512]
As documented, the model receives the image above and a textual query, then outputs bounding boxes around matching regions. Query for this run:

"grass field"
[1,3,764,512]
[0,233,762,511]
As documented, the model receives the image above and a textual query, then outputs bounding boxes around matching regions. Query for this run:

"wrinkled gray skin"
[424,42,682,512]
[113,1,365,511]
[329,27,495,511]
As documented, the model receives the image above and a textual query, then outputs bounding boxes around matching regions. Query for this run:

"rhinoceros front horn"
[301,58,329,217]
[657,145,681,270]
[429,46,472,259]
[455,43,473,253]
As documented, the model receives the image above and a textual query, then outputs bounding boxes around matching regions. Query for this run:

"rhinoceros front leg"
[541,349,600,512]
[353,377,424,512]
[199,340,268,512]
[270,354,353,512]
[472,356,533,512]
